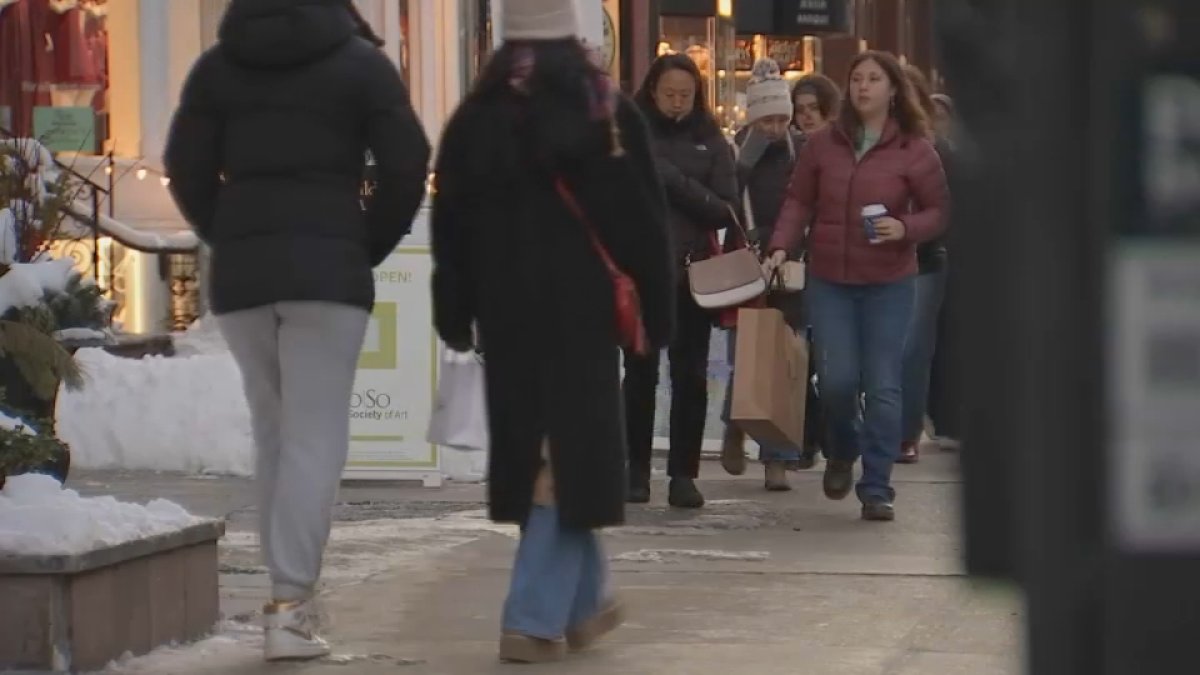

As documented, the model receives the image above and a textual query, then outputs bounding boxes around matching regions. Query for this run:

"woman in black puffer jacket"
[163,0,430,661]
[625,53,739,509]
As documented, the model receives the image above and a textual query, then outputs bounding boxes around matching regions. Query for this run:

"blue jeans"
[721,327,802,462]
[806,276,916,503]
[502,506,608,639]
[902,269,948,443]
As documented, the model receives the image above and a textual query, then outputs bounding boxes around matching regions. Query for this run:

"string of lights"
[102,157,170,187]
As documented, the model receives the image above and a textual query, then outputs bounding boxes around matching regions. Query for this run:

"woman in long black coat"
[429,3,672,663]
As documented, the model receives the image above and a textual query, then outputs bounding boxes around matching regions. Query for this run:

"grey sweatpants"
[218,301,370,602]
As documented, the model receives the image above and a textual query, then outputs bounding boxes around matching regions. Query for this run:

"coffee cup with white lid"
[861,204,888,243]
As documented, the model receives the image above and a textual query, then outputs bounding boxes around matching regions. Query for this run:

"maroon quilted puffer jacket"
[769,118,948,285]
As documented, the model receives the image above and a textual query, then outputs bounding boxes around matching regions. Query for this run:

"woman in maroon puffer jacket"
[766,50,948,522]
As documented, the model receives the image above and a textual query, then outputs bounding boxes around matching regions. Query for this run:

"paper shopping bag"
[427,350,489,452]
[730,307,808,447]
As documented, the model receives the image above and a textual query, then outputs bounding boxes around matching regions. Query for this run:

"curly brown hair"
[839,51,930,140]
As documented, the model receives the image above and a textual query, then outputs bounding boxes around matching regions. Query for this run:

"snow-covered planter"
[0,474,224,673]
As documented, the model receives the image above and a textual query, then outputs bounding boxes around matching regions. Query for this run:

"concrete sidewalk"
[75,451,1024,674]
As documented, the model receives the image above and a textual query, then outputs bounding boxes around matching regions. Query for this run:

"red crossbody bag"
[554,177,650,356]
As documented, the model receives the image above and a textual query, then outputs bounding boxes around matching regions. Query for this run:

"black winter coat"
[431,94,673,531]
[164,0,431,315]
[733,127,806,329]
[733,127,804,250]
[916,135,954,273]
[639,105,739,266]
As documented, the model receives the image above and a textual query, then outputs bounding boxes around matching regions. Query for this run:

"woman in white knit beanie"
[720,59,822,490]
[431,0,673,665]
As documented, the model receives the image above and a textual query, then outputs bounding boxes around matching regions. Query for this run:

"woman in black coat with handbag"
[626,53,739,509]
[430,0,672,663]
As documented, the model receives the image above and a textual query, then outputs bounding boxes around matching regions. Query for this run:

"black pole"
[106,152,115,219]
[90,187,100,287]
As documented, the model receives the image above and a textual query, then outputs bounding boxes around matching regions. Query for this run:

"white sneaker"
[263,599,331,662]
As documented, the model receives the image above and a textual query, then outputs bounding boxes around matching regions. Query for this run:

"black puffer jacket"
[164,0,431,314]
[638,104,739,266]
[733,127,806,328]
[916,135,954,273]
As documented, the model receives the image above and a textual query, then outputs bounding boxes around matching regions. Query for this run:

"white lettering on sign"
[796,13,831,25]
[1112,246,1200,552]
[798,0,829,9]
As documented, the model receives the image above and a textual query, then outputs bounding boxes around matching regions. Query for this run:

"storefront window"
[660,14,738,135]
[0,0,109,153]
[461,0,492,92]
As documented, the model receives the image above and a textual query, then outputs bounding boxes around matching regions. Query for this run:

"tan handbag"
[687,205,768,310]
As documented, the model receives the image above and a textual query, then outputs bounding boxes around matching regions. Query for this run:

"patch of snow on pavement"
[612,548,770,564]
[92,621,425,673]
[56,347,255,476]
[172,313,230,356]
[0,474,203,556]
[91,621,262,673]
[220,509,516,590]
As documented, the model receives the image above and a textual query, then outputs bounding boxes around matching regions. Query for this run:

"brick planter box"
[0,519,225,673]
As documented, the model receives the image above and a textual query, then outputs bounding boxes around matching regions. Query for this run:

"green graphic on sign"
[32,107,96,153]
[359,302,398,370]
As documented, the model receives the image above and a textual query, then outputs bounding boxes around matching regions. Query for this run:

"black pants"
[624,282,712,479]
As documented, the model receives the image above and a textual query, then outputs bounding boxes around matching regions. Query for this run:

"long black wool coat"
[431,94,674,530]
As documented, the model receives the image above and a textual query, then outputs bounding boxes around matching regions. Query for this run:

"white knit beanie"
[501,0,580,41]
[745,59,794,124]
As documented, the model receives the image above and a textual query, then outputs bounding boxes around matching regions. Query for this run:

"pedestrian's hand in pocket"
[872,217,907,242]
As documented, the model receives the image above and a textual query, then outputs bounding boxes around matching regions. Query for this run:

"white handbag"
[426,349,489,452]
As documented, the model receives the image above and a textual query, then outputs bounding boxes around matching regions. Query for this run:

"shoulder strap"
[731,138,757,232]
[553,177,621,276]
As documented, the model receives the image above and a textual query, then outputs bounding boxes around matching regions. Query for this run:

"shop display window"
[659,14,738,135]
[0,0,109,153]
[732,34,820,127]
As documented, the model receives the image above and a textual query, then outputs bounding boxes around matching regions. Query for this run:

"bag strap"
[553,177,622,277]
[731,140,757,233]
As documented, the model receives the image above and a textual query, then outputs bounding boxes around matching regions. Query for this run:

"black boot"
[627,465,651,504]
[668,477,704,508]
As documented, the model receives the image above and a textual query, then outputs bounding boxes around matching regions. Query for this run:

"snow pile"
[172,313,229,356]
[57,331,486,483]
[56,348,255,476]
[0,408,36,436]
[54,326,111,342]
[0,257,75,315]
[0,473,201,556]
[0,204,21,265]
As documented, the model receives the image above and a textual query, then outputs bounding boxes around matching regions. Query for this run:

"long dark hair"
[455,39,617,176]
[634,53,720,139]
[839,51,929,140]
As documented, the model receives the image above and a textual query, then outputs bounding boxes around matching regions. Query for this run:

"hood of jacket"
[219,0,358,69]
